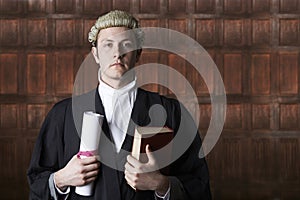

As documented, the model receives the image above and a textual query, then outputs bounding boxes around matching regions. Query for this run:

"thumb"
[145,144,156,163]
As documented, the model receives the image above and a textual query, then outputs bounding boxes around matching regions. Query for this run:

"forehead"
[97,26,135,42]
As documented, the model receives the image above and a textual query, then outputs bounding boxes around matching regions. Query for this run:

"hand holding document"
[75,111,103,196]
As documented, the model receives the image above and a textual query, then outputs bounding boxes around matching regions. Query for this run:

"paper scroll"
[75,111,103,196]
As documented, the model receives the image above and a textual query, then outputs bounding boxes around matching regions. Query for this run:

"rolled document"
[75,111,103,196]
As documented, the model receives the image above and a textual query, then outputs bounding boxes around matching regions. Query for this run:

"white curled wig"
[88,10,144,49]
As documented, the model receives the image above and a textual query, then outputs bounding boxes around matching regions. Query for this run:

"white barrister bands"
[75,111,103,196]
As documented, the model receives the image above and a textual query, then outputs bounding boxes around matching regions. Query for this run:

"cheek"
[99,52,112,67]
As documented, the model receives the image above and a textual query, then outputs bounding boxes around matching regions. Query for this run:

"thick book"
[131,126,174,173]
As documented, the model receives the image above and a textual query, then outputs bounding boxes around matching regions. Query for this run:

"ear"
[91,47,100,64]
[135,49,142,63]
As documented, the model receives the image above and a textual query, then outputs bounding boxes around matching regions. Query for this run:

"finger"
[124,171,137,190]
[80,156,99,165]
[84,169,99,179]
[127,155,141,168]
[124,162,137,173]
[82,162,100,172]
[82,176,97,185]
[145,144,156,163]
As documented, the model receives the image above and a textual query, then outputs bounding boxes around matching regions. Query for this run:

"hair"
[88,10,144,49]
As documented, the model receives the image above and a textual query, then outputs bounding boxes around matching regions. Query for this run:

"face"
[92,27,140,88]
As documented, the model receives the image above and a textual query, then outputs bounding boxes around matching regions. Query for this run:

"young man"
[27,10,211,200]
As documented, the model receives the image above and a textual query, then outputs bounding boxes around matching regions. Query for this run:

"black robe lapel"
[93,88,123,200]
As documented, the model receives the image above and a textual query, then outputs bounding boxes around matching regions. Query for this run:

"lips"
[110,62,125,67]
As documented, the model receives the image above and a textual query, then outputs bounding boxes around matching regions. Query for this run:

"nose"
[113,45,125,59]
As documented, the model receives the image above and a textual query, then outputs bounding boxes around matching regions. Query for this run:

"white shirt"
[98,78,137,152]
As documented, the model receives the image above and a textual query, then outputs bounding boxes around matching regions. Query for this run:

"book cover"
[131,126,174,173]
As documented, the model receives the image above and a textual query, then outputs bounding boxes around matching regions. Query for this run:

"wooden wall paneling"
[252,104,271,130]
[27,19,48,46]
[54,51,74,94]
[168,18,188,35]
[139,0,160,13]
[27,104,48,129]
[27,0,47,13]
[55,0,75,13]
[0,0,299,199]
[185,51,212,96]
[223,53,243,94]
[279,104,299,130]
[0,104,18,128]
[140,18,160,27]
[195,0,216,14]
[168,53,186,96]
[251,53,271,95]
[224,104,243,129]
[167,0,187,13]
[0,0,22,14]
[251,0,271,13]
[223,0,247,14]
[0,138,18,182]
[136,51,160,92]
[112,0,131,12]
[199,104,211,130]
[279,19,299,46]
[0,53,18,94]
[26,53,46,94]
[279,0,300,13]
[251,19,271,46]
[279,52,298,95]
[54,19,75,46]
[0,19,21,46]
[195,19,217,47]
[218,137,249,181]
[82,0,112,14]
[249,138,277,181]
[278,138,300,181]
[223,19,246,47]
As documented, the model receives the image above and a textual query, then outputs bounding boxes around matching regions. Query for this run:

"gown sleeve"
[27,101,68,200]
[163,98,212,200]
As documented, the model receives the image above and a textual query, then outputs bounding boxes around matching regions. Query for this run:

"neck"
[101,74,135,89]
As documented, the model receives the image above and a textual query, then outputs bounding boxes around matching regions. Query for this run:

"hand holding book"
[125,144,170,195]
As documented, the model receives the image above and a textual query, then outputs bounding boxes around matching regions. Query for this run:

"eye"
[103,42,113,48]
[122,41,134,49]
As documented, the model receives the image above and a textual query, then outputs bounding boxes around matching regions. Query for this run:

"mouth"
[110,62,125,68]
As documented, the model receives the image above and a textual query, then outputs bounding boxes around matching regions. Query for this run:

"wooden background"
[0,0,299,199]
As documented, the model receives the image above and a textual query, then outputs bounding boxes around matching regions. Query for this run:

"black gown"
[27,87,211,200]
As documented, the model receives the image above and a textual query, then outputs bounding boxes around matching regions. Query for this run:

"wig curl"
[88,10,144,48]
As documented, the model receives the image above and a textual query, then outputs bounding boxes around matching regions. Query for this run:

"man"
[27,10,211,200]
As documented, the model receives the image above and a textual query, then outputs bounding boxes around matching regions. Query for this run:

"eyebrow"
[100,38,133,43]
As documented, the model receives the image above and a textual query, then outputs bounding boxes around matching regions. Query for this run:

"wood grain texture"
[0,0,299,198]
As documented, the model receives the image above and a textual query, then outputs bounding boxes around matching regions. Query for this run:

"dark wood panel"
[223,19,245,46]
[279,53,298,94]
[196,19,216,47]
[140,0,159,13]
[279,19,299,46]
[251,53,271,95]
[223,53,242,94]
[0,54,18,94]
[0,0,299,199]
[195,0,215,13]
[27,54,46,94]
[0,19,21,46]
[251,0,271,13]
[27,19,47,46]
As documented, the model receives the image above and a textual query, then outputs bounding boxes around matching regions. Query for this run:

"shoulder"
[137,88,180,108]
[48,89,96,120]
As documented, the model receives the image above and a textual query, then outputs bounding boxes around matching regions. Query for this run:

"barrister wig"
[88,10,144,48]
